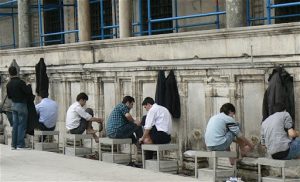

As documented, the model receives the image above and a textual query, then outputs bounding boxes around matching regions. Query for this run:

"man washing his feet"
[66,92,103,143]
[205,103,254,164]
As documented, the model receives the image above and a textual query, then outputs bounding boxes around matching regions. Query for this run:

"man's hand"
[139,137,144,144]
[134,120,141,126]
[96,118,103,123]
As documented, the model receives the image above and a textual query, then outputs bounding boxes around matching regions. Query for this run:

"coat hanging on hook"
[262,66,295,126]
[165,70,181,119]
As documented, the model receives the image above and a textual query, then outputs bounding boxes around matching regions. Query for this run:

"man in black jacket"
[6,66,31,149]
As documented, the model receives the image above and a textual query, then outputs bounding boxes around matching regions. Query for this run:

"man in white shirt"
[139,97,172,144]
[66,92,103,143]
[35,93,58,132]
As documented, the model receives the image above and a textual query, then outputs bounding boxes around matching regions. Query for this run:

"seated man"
[66,92,103,143]
[261,103,300,160]
[35,92,58,132]
[106,96,142,144]
[139,97,172,144]
[205,103,253,164]
[35,92,58,141]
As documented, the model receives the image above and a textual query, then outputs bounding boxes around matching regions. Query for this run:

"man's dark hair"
[220,103,236,115]
[8,66,17,76]
[142,97,155,106]
[40,91,49,98]
[85,108,94,117]
[273,103,286,113]
[76,92,88,101]
[122,96,135,104]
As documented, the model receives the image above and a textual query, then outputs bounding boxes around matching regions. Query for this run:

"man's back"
[261,111,292,155]
[7,77,30,103]
[144,103,172,134]
[205,113,238,147]
[36,98,58,128]
[106,103,129,135]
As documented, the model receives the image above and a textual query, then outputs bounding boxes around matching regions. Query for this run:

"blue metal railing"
[247,0,300,25]
[90,0,119,40]
[0,0,17,49]
[37,0,78,46]
[146,0,225,35]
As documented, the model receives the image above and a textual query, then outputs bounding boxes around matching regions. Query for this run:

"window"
[43,0,64,45]
[141,0,172,35]
[274,0,300,23]
[90,0,113,40]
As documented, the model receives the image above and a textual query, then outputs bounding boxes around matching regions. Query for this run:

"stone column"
[18,0,31,48]
[77,0,91,42]
[226,0,246,28]
[119,0,132,38]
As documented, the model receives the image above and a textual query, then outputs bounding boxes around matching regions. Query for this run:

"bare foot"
[93,133,99,143]
[240,145,252,157]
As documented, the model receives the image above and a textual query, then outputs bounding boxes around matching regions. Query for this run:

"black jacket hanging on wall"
[155,70,166,107]
[26,85,39,135]
[165,70,181,119]
[35,58,49,97]
[262,67,295,125]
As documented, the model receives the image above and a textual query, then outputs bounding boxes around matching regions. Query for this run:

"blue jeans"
[283,137,300,160]
[207,131,235,151]
[12,102,28,148]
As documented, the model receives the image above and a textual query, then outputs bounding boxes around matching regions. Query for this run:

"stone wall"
[1,22,300,178]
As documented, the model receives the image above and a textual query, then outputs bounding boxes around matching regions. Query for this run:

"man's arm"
[125,113,135,122]
[88,117,103,123]
[139,129,150,143]
[288,128,299,138]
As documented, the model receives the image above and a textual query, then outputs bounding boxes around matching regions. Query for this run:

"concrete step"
[102,153,131,164]
[34,142,59,152]
[0,135,4,144]
[198,167,234,182]
[145,159,178,174]
[262,176,300,182]
[64,146,92,156]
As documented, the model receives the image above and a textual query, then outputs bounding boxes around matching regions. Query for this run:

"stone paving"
[0,144,196,182]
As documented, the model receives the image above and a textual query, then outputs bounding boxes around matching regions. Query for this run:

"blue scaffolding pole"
[146,0,225,35]
[37,0,78,46]
[247,0,300,25]
[0,0,17,49]
[90,0,119,40]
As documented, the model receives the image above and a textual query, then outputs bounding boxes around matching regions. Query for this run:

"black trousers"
[145,126,171,159]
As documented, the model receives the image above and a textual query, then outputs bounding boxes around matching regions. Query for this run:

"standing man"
[205,103,254,164]
[106,96,142,144]
[35,92,58,141]
[139,97,172,145]
[6,66,31,149]
[261,103,300,160]
[66,92,103,143]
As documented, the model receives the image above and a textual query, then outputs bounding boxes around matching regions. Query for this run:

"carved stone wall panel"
[241,82,264,139]
[70,82,81,104]
[294,81,300,130]
[186,81,206,150]
[103,81,116,126]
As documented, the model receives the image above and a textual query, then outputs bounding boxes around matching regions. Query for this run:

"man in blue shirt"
[35,92,58,142]
[106,96,142,144]
[205,103,254,163]
[35,93,58,132]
